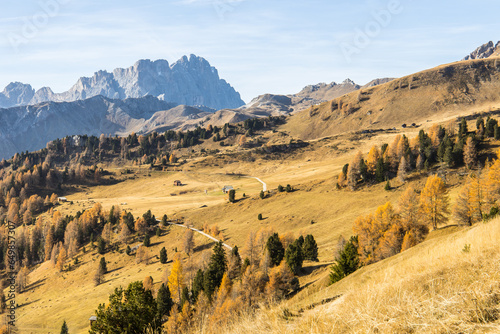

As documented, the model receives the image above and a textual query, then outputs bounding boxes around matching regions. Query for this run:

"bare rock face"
[1,55,244,110]
[0,95,210,159]
[0,82,35,107]
[463,41,500,60]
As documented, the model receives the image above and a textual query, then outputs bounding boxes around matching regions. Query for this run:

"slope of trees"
[337,120,488,190]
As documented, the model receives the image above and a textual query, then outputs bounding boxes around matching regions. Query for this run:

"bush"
[385,181,391,191]
[260,190,265,199]
[285,184,292,192]
[278,185,284,192]
[258,213,263,220]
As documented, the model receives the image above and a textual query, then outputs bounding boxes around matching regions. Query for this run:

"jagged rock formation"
[463,41,500,60]
[0,55,244,110]
[0,82,35,108]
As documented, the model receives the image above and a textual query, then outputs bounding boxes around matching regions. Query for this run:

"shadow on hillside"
[107,266,124,274]
[17,299,40,309]
[299,262,333,277]
[149,241,163,247]
[194,242,216,253]
[24,278,46,293]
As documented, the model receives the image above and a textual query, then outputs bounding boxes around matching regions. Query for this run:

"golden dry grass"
[217,218,500,333]
[284,58,500,142]
[9,88,500,333]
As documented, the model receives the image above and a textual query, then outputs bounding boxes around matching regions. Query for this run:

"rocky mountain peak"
[341,78,358,86]
[0,55,244,110]
[0,82,35,107]
[463,41,500,60]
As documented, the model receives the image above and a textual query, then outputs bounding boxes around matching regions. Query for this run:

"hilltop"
[284,57,500,140]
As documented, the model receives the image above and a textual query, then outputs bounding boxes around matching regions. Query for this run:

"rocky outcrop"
[463,41,500,60]
[1,55,244,110]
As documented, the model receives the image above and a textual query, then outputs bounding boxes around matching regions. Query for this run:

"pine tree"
[99,257,107,274]
[203,241,227,300]
[228,189,235,203]
[302,235,319,261]
[60,320,69,334]
[495,124,500,140]
[375,158,386,182]
[90,281,160,333]
[161,214,168,226]
[259,190,265,199]
[143,234,151,247]
[284,241,303,274]
[265,233,285,267]
[160,247,168,264]
[329,236,359,284]
[191,269,205,302]
[458,118,468,138]
[97,237,106,254]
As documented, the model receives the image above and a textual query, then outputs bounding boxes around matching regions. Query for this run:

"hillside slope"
[284,58,500,140]
[224,216,500,333]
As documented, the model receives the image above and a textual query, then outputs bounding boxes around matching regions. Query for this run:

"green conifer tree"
[329,236,359,284]
[266,233,285,267]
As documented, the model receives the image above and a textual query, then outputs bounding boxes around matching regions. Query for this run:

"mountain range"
[0,74,389,159]
[0,55,244,111]
[0,41,497,160]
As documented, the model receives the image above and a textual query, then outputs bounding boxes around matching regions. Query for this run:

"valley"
[2,41,500,333]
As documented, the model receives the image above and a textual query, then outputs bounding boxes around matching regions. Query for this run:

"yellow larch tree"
[366,145,380,174]
[56,246,67,271]
[168,257,185,303]
[420,175,449,230]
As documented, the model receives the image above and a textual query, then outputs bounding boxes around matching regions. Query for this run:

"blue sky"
[0,0,499,102]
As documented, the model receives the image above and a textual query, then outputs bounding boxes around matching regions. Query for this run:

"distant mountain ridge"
[463,41,500,60]
[0,96,212,160]
[0,55,244,110]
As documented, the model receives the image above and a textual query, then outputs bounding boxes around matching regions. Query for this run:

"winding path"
[248,176,267,192]
[158,220,233,251]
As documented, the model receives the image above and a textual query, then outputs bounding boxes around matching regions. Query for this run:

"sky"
[0,0,499,103]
